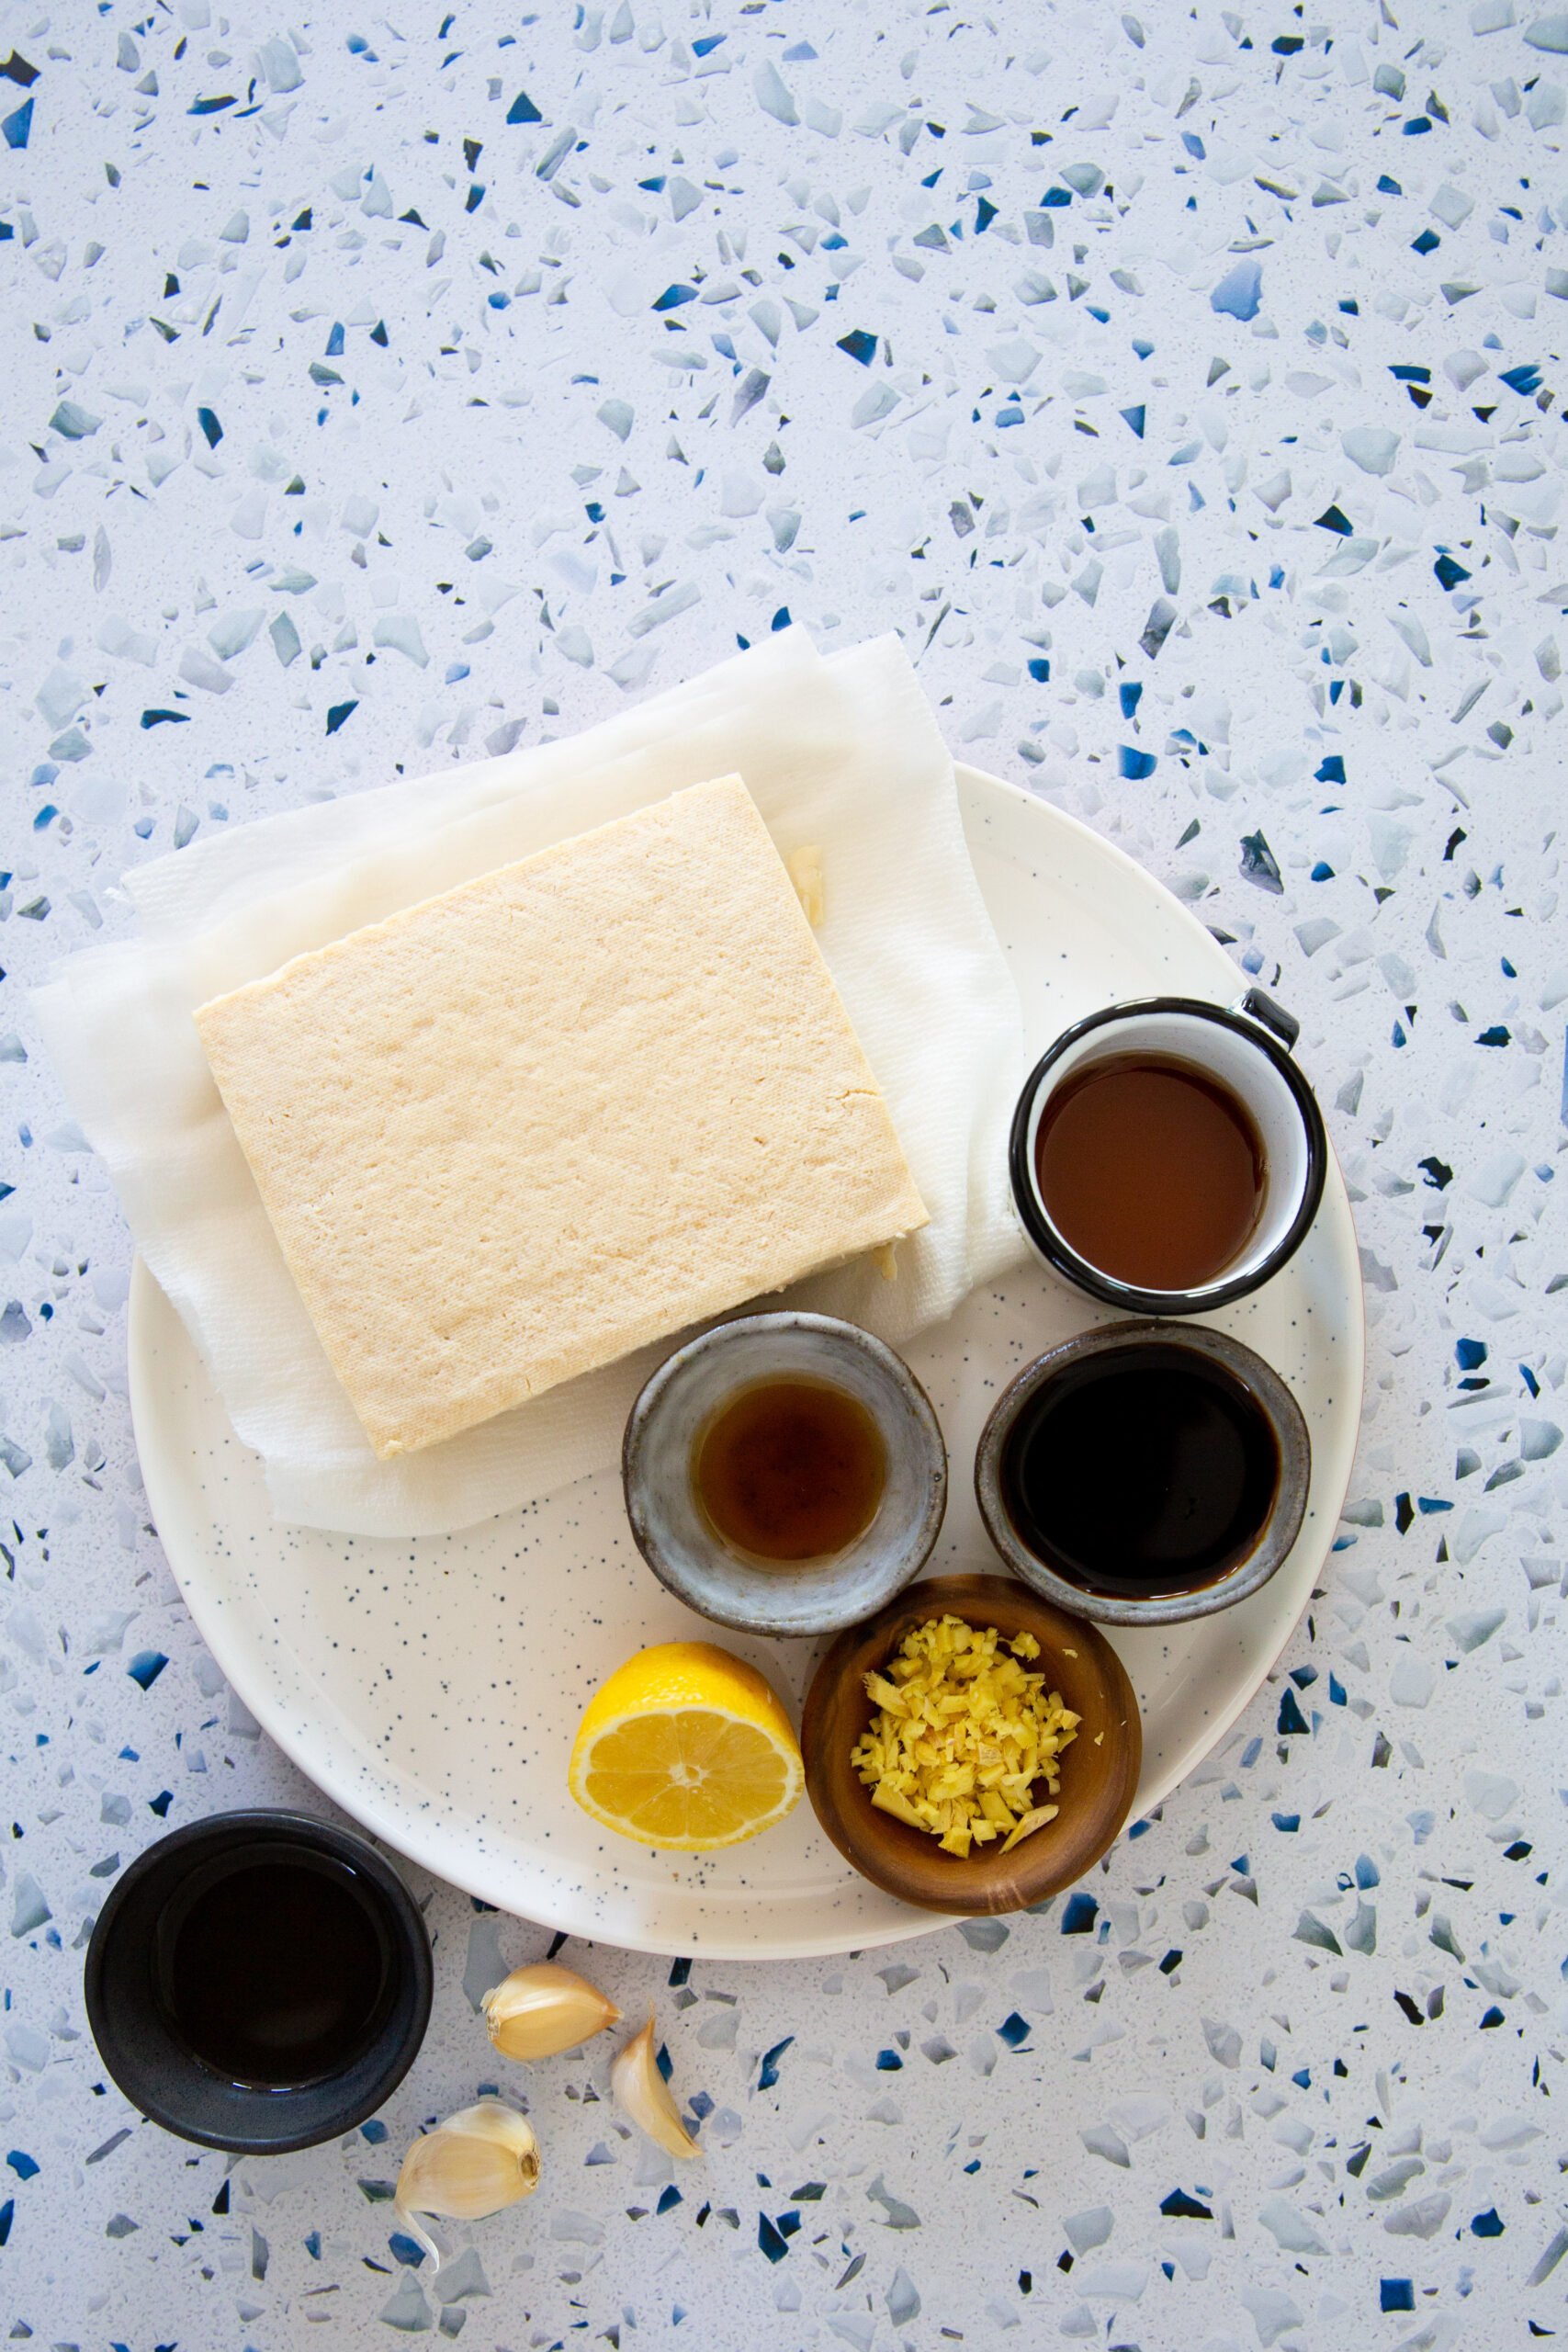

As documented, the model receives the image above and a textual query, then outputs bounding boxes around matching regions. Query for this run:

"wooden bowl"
[801,1573,1142,1917]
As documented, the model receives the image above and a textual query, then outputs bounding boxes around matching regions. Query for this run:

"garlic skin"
[481,1960,620,2061]
[395,2099,541,2267]
[610,2013,700,2160]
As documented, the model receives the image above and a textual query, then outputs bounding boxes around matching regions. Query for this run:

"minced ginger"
[850,1614,1079,1860]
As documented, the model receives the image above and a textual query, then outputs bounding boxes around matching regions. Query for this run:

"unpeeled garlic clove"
[481,1960,620,2061]
[610,2011,700,2160]
[395,2098,541,2268]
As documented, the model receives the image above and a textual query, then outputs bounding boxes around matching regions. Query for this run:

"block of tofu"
[195,776,928,1460]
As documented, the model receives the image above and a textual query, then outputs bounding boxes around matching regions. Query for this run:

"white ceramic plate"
[128,767,1363,1961]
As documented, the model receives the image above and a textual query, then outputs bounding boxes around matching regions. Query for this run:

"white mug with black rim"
[1008,988,1329,1317]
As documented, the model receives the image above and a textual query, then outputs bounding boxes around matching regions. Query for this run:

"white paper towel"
[36,632,1028,1534]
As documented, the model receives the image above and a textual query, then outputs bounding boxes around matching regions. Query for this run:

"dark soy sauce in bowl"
[1001,1341,1280,1600]
[158,1850,389,2089]
[1034,1052,1264,1290]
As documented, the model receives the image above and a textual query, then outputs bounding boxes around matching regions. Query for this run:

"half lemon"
[568,1642,804,1853]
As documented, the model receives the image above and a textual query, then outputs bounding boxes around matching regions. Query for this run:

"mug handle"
[1232,985,1300,1054]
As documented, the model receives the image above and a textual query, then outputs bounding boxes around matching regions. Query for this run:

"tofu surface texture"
[195,776,928,1459]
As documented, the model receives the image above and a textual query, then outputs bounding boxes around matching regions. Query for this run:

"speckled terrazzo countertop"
[2,3,1564,2346]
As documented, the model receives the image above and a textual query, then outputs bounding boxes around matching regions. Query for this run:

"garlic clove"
[394,2098,541,2268]
[609,2011,700,2161]
[481,1960,620,2061]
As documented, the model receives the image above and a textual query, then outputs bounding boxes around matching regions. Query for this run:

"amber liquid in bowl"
[694,1376,886,1565]
[1034,1051,1264,1289]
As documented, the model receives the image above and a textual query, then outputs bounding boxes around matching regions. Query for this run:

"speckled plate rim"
[126,764,1365,1959]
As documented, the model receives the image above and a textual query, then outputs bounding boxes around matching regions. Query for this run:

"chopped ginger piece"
[871,1783,927,1829]
[851,1615,1078,1861]
[1000,1801,1059,1855]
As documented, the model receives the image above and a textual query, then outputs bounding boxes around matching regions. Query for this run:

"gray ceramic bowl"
[623,1312,947,1638]
[975,1320,1311,1627]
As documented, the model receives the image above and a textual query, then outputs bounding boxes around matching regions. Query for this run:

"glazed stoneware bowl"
[623,1310,947,1639]
[801,1572,1142,1917]
[975,1320,1312,1628]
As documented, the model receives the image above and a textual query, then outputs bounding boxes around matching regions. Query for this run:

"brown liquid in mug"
[694,1376,886,1564]
[1034,1052,1265,1290]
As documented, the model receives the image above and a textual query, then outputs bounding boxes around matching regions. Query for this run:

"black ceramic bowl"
[85,1810,432,2154]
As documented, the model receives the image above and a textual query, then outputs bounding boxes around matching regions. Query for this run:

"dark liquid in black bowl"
[158,1852,389,2089]
[1002,1344,1280,1599]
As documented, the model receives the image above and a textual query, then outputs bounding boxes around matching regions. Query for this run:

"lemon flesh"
[569,1642,804,1853]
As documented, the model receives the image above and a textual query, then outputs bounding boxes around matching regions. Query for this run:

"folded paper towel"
[36,632,1028,1535]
